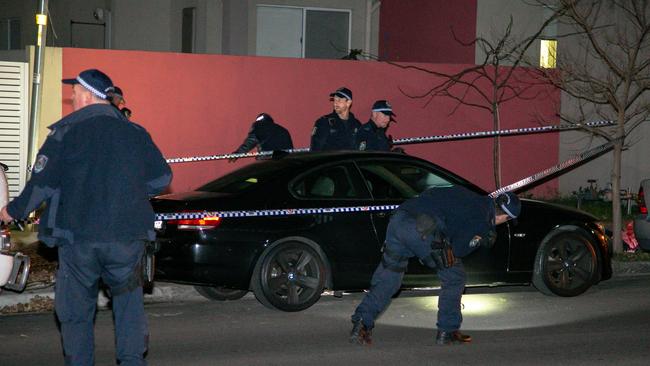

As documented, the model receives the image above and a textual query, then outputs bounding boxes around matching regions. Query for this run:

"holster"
[142,241,159,284]
[430,238,455,269]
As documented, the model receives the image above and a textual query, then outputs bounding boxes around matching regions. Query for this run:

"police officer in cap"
[0,68,172,365]
[357,100,396,151]
[310,87,361,151]
[349,188,521,346]
[109,86,132,119]
[229,113,294,162]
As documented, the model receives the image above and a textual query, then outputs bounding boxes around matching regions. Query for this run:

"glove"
[468,230,497,249]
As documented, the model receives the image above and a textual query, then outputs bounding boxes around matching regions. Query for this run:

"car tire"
[532,227,598,297]
[194,285,248,301]
[251,241,327,312]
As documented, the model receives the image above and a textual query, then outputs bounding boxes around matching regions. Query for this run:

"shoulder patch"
[359,141,367,151]
[48,128,56,136]
[33,155,48,174]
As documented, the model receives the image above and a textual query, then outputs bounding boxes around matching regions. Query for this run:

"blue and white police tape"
[155,204,400,221]
[164,120,615,164]
[392,120,615,146]
[156,138,615,222]
[489,138,618,198]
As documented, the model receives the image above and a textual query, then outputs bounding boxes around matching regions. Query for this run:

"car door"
[354,158,511,288]
[282,162,382,289]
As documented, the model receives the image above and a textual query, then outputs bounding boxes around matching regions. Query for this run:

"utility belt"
[430,237,455,269]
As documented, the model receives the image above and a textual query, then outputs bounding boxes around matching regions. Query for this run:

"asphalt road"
[1,276,649,366]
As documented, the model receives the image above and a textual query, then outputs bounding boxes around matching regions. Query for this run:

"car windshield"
[197,161,289,193]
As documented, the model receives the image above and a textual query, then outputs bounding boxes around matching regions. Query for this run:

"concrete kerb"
[1,261,649,312]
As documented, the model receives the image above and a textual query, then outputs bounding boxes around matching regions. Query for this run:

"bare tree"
[383,15,560,189]
[536,0,650,253]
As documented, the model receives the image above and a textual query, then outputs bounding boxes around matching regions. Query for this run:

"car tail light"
[639,185,647,215]
[167,216,221,230]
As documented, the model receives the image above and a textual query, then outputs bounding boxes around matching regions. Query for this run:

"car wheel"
[532,228,598,297]
[194,285,248,301]
[252,241,327,312]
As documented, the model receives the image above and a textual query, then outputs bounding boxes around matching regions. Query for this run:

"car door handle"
[375,212,388,218]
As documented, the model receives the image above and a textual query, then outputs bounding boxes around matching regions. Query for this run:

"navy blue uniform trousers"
[351,211,467,332]
[55,240,147,366]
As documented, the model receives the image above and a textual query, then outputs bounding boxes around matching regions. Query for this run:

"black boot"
[349,320,373,345]
[435,330,471,345]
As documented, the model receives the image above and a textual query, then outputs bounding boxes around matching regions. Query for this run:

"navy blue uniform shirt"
[8,103,172,247]
[398,185,496,258]
[310,111,361,151]
[356,120,391,151]
[234,119,293,153]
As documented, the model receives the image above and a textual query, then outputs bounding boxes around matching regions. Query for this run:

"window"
[182,7,195,53]
[256,6,351,59]
[540,39,557,68]
[292,165,361,199]
[357,162,454,200]
[0,18,21,50]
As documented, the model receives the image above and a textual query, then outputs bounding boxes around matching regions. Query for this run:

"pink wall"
[379,0,477,63]
[62,48,559,196]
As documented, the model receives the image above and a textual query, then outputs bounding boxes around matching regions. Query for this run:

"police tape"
[156,138,618,222]
[489,138,618,198]
[164,120,615,164]
[154,205,400,221]
[392,120,615,146]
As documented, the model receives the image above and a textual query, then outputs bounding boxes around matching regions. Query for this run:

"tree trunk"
[493,102,501,189]
[611,120,624,253]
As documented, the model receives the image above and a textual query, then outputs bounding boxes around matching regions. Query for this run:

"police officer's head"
[329,87,353,118]
[494,192,521,225]
[109,86,126,109]
[370,100,396,129]
[62,69,114,111]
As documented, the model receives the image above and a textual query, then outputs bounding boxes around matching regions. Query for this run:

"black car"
[152,151,612,312]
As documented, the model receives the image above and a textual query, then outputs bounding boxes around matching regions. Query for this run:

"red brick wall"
[62,48,559,196]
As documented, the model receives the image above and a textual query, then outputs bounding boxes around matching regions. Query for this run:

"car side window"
[357,161,454,199]
[292,165,362,199]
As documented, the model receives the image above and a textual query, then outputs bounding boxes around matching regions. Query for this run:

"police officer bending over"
[229,112,293,162]
[0,69,172,365]
[357,100,396,151]
[349,188,520,346]
[310,87,361,151]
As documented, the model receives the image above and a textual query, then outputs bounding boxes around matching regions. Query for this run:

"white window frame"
[257,4,352,58]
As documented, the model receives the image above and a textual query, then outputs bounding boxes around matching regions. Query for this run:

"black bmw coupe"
[152,151,612,312]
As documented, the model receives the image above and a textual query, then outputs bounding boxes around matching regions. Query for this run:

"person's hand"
[0,206,13,223]
[228,157,239,163]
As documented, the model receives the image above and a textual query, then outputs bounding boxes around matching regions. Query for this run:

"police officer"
[0,69,172,365]
[108,86,132,119]
[229,112,294,162]
[349,188,521,346]
[310,87,361,151]
[357,100,396,151]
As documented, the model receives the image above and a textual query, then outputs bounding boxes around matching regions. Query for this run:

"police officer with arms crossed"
[357,100,396,151]
[310,87,361,151]
[349,187,521,346]
[229,112,294,162]
[0,69,172,365]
